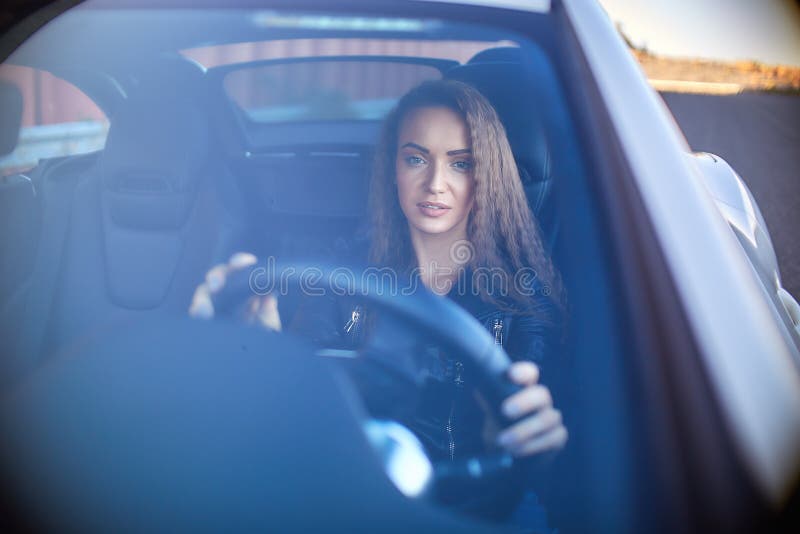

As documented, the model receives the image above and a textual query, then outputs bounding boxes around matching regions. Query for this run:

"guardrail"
[649,79,743,95]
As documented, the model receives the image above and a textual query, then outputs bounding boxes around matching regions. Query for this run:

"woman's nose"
[425,163,447,194]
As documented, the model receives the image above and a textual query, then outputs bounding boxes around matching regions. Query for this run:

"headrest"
[96,81,211,309]
[446,47,551,184]
[98,87,209,231]
[101,57,207,179]
[466,46,523,64]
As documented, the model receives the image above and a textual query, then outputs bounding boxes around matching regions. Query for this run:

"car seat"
[1,68,220,385]
[446,46,564,252]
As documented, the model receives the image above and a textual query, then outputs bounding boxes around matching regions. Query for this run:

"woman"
[190,79,567,520]
[363,79,567,460]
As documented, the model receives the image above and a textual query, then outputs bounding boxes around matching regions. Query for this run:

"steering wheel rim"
[212,259,525,484]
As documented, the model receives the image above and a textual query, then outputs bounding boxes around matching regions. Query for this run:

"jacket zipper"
[444,316,504,461]
[446,402,456,460]
[446,361,464,460]
[343,305,362,341]
[492,317,504,345]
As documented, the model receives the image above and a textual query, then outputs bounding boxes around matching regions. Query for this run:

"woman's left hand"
[495,361,568,457]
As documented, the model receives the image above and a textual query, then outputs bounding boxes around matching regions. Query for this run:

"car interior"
[0,33,581,374]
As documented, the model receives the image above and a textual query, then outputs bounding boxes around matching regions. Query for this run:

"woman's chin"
[410,220,462,237]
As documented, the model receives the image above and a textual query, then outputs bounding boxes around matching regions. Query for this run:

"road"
[661,91,800,297]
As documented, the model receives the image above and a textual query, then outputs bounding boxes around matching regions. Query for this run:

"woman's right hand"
[188,252,282,331]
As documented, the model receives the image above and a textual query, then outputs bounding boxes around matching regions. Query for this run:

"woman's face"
[395,106,476,242]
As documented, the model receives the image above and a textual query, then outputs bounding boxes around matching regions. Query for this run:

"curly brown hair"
[368,79,564,317]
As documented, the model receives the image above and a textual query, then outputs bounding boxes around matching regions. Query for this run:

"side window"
[0,65,108,176]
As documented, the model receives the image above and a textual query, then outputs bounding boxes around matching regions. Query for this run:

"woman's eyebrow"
[400,142,428,153]
[399,143,471,156]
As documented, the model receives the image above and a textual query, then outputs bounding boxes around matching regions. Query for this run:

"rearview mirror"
[0,78,23,156]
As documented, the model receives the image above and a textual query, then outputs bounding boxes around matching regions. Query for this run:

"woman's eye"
[405,155,425,166]
[452,160,473,172]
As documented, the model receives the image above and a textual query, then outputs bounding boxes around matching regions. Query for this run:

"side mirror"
[691,151,800,336]
[0,78,23,157]
[691,152,780,287]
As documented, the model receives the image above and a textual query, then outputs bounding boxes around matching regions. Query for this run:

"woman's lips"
[417,201,451,218]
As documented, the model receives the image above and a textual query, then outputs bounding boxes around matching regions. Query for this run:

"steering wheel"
[211,259,527,493]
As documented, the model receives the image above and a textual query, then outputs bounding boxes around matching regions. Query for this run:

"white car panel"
[563,0,800,504]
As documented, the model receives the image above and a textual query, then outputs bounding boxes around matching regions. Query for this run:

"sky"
[597,0,800,66]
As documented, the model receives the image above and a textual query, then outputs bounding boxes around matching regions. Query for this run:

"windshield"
[0,2,639,532]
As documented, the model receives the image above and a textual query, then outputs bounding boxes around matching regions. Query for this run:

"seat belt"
[11,167,80,376]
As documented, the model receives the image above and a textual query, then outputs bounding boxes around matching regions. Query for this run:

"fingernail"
[509,363,538,383]
[229,252,257,269]
[190,298,214,319]
[503,400,520,419]
[206,273,223,292]
[264,294,279,311]
[508,366,525,383]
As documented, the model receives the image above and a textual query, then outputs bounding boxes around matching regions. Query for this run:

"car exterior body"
[566,0,800,501]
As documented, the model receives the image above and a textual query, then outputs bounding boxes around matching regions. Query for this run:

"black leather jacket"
[414,287,560,461]
[284,280,562,521]
[286,282,562,463]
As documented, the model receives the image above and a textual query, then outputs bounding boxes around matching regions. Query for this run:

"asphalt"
[660,91,800,297]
